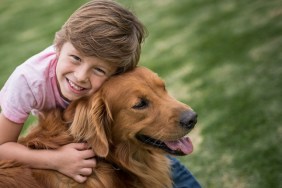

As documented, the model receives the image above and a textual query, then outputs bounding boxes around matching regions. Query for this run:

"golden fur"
[0,67,197,188]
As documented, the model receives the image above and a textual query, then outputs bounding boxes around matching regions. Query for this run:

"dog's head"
[65,67,197,157]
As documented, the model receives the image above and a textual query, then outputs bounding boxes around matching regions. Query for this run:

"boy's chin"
[61,89,88,102]
[60,94,72,102]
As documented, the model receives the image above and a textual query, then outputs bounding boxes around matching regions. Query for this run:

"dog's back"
[0,161,40,188]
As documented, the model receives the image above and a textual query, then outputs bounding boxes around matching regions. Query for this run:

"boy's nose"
[74,70,89,82]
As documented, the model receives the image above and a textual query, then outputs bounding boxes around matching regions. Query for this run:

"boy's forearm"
[0,142,56,170]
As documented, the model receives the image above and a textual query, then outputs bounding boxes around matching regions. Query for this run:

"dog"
[0,67,197,188]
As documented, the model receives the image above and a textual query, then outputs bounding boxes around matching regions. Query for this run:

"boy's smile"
[66,78,89,94]
[55,42,117,101]
[67,78,86,92]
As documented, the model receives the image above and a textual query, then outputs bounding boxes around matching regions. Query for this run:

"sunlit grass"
[1,0,281,187]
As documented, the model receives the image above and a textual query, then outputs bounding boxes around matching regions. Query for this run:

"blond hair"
[54,0,147,73]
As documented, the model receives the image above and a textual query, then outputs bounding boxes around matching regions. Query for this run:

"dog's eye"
[132,99,149,109]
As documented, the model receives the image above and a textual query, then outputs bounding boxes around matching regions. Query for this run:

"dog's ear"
[69,95,112,157]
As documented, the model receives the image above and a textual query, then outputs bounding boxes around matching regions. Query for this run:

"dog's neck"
[104,144,172,188]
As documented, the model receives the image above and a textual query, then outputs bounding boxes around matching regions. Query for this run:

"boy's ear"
[68,95,112,157]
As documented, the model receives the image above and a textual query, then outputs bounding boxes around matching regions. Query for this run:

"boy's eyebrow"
[71,49,82,55]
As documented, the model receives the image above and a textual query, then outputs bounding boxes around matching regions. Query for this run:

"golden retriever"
[0,67,197,188]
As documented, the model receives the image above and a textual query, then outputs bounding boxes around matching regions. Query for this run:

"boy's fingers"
[83,157,97,168]
[74,175,87,183]
[69,143,96,159]
[79,168,93,176]
[70,142,89,150]
[81,148,96,158]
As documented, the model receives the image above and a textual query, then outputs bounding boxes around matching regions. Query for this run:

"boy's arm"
[0,113,96,183]
[0,113,52,169]
[0,113,21,144]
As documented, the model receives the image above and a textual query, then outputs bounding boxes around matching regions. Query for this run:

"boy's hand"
[53,143,96,183]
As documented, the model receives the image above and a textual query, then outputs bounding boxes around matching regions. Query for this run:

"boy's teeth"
[68,80,83,90]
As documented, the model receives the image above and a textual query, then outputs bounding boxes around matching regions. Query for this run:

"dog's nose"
[179,110,198,129]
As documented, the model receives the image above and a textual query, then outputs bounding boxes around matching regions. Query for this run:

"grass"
[1,0,281,187]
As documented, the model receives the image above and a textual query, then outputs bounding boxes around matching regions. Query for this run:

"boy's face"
[56,42,117,101]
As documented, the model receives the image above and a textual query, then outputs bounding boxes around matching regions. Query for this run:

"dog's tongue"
[164,137,193,155]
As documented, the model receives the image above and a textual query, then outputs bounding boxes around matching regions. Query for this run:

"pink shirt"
[0,46,68,124]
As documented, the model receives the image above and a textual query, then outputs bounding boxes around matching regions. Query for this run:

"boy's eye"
[70,55,81,63]
[93,67,106,76]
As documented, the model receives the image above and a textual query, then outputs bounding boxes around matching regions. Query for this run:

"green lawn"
[1,0,281,187]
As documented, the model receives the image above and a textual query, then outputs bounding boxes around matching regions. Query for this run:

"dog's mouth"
[136,134,193,156]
